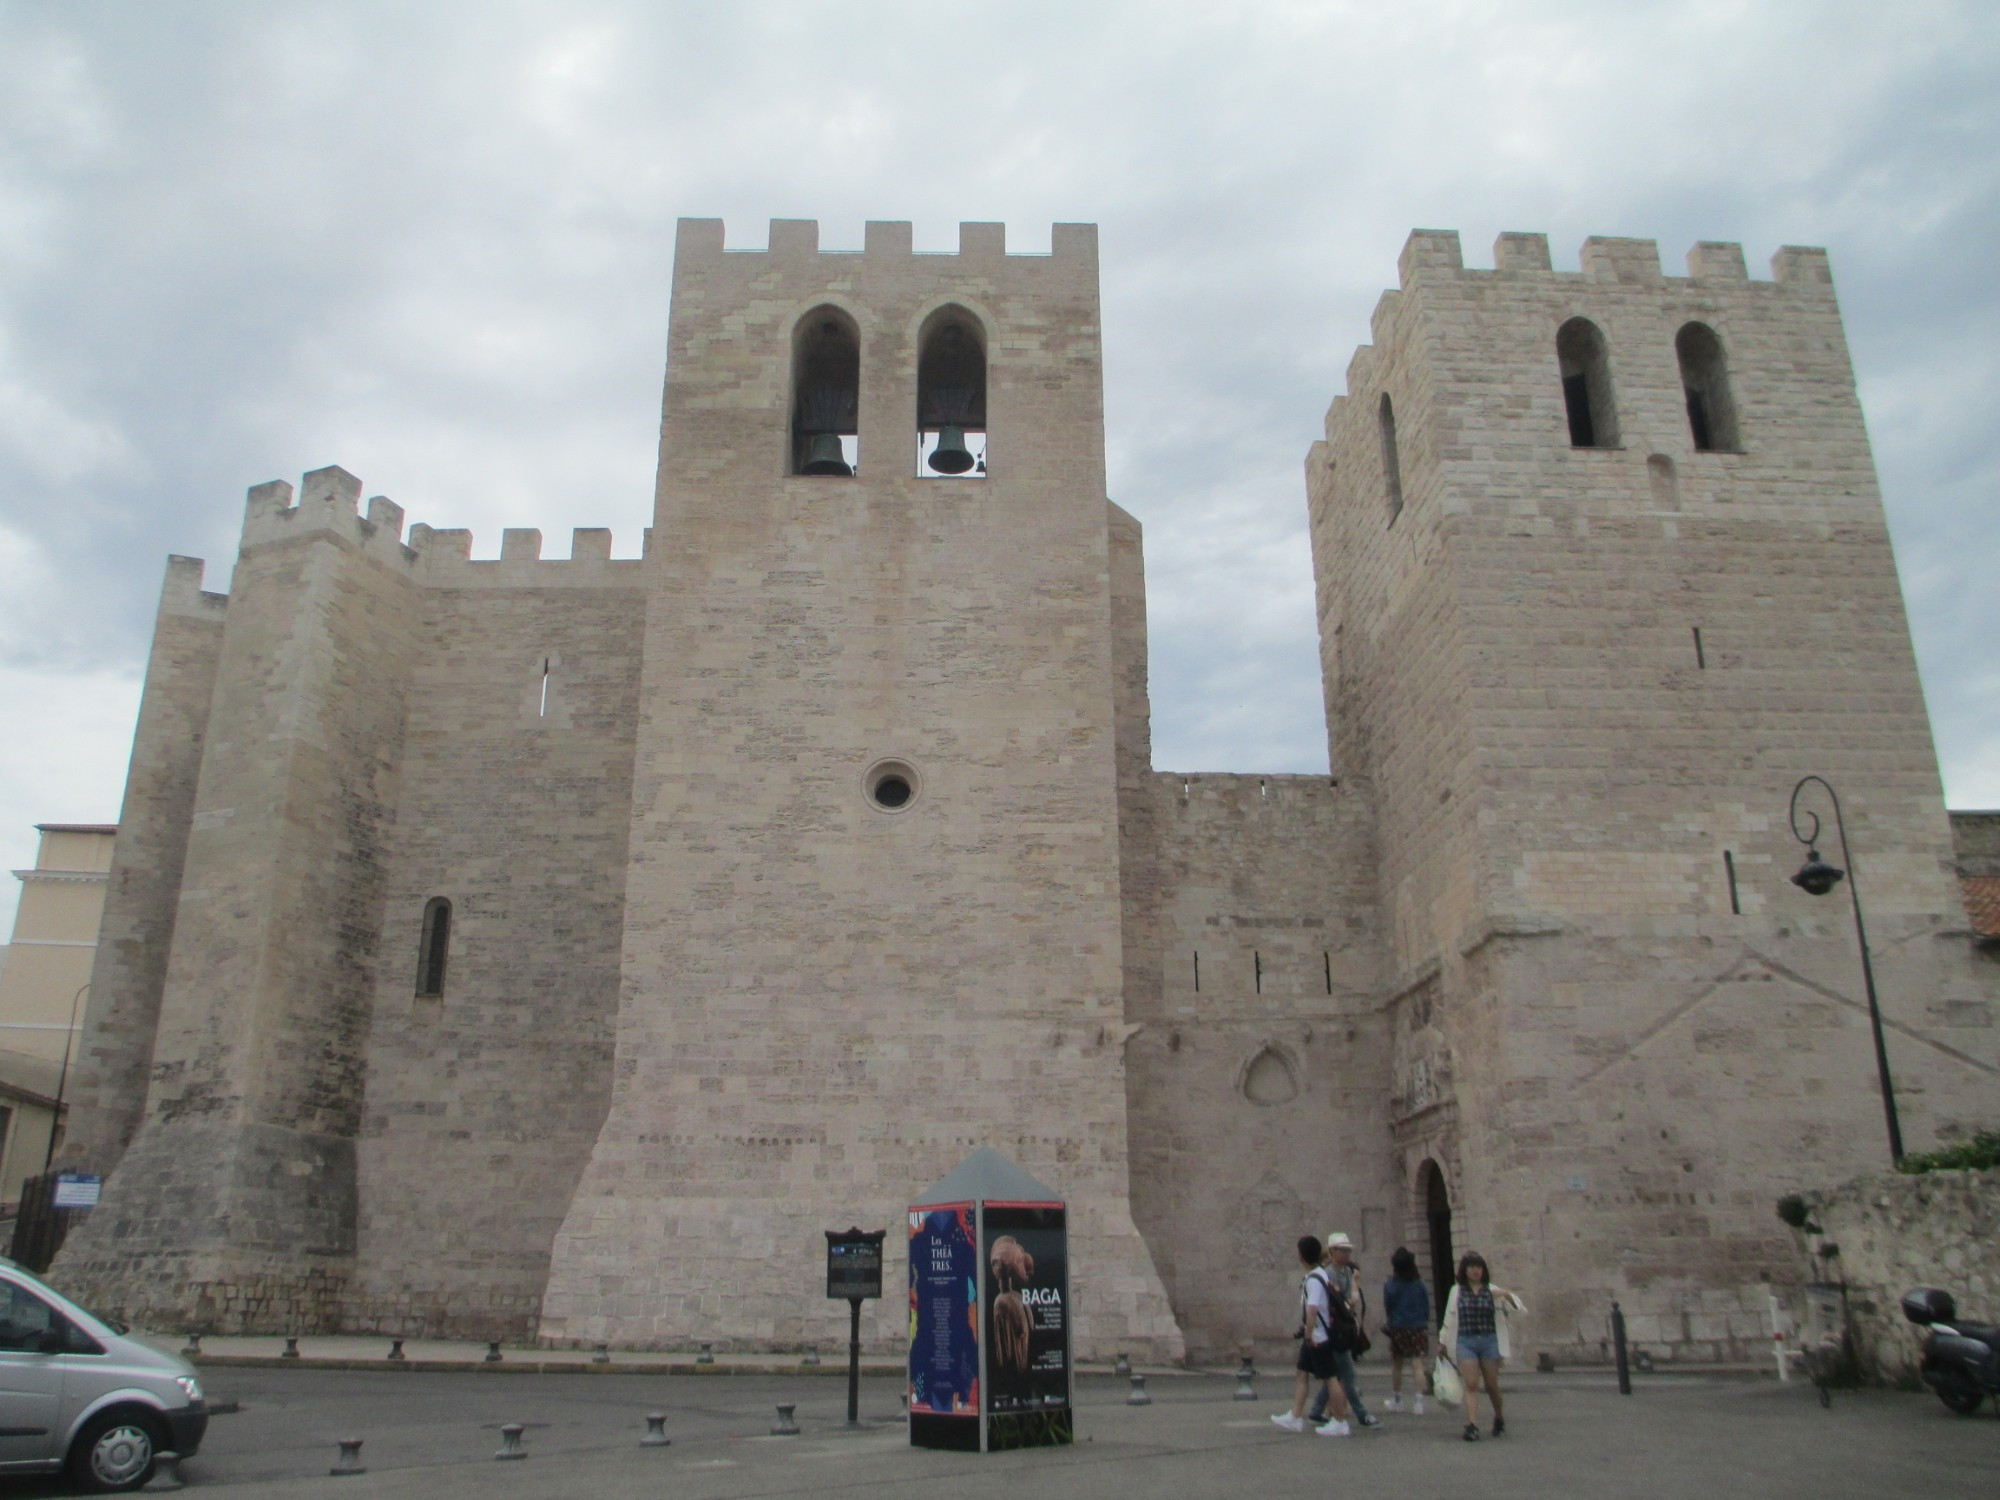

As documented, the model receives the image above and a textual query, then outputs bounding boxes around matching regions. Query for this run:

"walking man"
[1307,1232,1379,1428]
[1272,1235,1355,1436]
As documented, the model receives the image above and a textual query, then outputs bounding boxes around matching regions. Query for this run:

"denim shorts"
[1457,1332,1502,1364]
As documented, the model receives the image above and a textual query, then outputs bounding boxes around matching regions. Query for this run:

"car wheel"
[1935,1370,1986,1416]
[67,1410,160,1493]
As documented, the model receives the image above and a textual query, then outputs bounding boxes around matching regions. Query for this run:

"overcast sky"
[2,0,1996,934]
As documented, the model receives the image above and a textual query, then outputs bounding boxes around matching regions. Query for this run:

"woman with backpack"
[1437,1251,1526,1441]
[1381,1246,1432,1413]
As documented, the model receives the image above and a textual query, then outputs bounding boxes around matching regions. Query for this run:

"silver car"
[0,1259,206,1492]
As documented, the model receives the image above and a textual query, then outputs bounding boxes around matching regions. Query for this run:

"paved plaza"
[3,1359,1991,1498]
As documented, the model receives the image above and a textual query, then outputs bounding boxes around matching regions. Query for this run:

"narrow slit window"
[1253,950,1263,994]
[1723,851,1741,915]
[916,307,988,478]
[1193,951,1201,993]
[791,307,860,476]
[1556,317,1619,448]
[1692,628,1706,669]
[538,657,551,716]
[1324,952,1332,995]
[1378,392,1404,521]
[1676,322,1740,453]
[416,897,452,998]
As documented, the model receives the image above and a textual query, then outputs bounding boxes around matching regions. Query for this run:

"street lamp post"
[41,982,88,1178]
[1786,775,1904,1164]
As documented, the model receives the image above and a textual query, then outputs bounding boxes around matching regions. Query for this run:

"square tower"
[538,220,1182,1359]
[1312,231,1997,1359]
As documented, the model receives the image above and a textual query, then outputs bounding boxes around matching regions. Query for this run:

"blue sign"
[908,1203,978,1417]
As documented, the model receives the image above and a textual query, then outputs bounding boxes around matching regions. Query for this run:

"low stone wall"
[1785,1169,1999,1385]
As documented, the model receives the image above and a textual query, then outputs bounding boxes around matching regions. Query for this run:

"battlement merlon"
[671,216,1099,269]
[159,555,229,620]
[234,467,646,588]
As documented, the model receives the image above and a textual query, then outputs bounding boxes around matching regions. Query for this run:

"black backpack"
[1300,1269,1360,1352]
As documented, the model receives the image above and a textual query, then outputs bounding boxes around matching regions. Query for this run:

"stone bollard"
[593,1343,611,1364]
[1234,1356,1257,1401]
[485,1341,503,1364]
[330,1437,366,1476]
[1127,1374,1151,1406]
[697,1342,715,1365]
[282,1337,300,1359]
[494,1423,527,1460]
[143,1451,185,1490]
[640,1412,671,1448]
[771,1403,801,1436]
[180,1333,201,1359]
[388,1338,405,1362]
[1114,1351,1131,1376]
[803,1343,820,1366]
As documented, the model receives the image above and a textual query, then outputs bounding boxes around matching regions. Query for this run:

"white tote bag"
[1431,1352,1465,1408]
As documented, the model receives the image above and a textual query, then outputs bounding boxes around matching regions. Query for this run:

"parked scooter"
[1902,1287,2000,1416]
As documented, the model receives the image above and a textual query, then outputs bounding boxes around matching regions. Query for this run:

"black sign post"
[825,1227,886,1426]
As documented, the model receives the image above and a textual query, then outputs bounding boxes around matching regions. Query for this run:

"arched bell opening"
[1417,1159,1453,1327]
[916,306,988,478]
[1676,321,1740,453]
[790,307,860,476]
[1555,316,1620,449]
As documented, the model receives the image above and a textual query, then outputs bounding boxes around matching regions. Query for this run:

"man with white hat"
[1308,1231,1379,1429]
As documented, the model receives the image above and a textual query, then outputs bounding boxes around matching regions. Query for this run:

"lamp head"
[1791,850,1845,897]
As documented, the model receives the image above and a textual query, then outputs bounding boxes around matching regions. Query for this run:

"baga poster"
[981,1203,1070,1415]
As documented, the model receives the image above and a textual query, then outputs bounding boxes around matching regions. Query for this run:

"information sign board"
[825,1227,886,1300]
[53,1173,102,1209]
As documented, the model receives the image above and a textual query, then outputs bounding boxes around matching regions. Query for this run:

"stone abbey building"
[53,220,1998,1366]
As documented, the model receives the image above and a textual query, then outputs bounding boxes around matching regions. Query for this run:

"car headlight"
[175,1375,202,1402]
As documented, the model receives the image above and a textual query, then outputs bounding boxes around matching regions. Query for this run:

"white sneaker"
[1384,1393,1401,1412]
[1315,1419,1352,1437]
[1412,1395,1425,1415]
[1270,1413,1306,1432]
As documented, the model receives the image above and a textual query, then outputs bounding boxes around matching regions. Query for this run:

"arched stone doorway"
[1418,1159,1453,1326]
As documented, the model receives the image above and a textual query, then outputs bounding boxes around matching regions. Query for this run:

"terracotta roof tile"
[1960,874,2000,940]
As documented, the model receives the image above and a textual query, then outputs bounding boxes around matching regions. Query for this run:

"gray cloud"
[2,0,1995,929]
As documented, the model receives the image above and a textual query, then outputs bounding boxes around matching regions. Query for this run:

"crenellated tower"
[1310,230,1997,1357]
[536,219,1183,1359]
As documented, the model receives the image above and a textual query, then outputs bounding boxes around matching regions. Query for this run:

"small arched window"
[416,897,452,998]
[1555,317,1619,448]
[916,307,987,477]
[1378,393,1404,521]
[1676,322,1740,453]
[791,307,859,476]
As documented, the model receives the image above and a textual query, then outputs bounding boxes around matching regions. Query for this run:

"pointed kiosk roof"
[911,1146,1063,1207]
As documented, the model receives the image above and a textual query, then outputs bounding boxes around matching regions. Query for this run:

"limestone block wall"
[1786,1169,1999,1385]
[1125,773,1393,1363]
[541,220,1181,1360]
[55,468,423,1332]
[344,533,647,1339]
[65,558,226,1172]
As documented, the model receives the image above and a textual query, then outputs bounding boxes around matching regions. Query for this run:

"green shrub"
[1897,1129,2000,1175]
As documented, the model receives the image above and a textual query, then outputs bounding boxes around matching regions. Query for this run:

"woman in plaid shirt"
[1437,1252,1526,1442]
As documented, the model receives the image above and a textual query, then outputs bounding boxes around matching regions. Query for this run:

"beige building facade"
[49,222,1999,1365]
[0,825,115,1213]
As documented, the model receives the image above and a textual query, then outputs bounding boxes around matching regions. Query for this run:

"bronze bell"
[800,432,852,476]
[928,426,975,475]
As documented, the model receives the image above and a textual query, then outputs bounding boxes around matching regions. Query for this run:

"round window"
[863,759,921,813]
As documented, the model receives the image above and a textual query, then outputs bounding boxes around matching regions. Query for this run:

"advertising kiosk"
[907,1147,1073,1452]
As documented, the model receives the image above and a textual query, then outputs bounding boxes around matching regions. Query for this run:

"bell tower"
[539,219,1183,1360]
